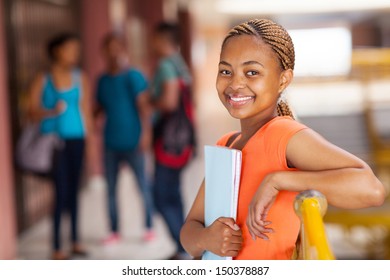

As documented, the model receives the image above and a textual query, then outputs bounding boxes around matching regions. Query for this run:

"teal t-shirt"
[151,53,191,100]
[97,68,148,151]
[151,53,192,123]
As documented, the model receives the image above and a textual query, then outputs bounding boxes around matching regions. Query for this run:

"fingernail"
[233,224,240,231]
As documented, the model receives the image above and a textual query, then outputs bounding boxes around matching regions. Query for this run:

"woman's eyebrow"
[219,61,231,67]
[243,60,264,67]
[218,60,264,68]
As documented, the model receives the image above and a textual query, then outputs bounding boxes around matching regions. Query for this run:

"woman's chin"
[226,109,247,120]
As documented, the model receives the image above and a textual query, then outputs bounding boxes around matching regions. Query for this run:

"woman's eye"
[219,69,231,75]
[246,70,258,76]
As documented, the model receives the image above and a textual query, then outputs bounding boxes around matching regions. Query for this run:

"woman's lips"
[227,95,255,107]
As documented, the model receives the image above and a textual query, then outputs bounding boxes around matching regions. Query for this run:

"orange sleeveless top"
[216,116,308,259]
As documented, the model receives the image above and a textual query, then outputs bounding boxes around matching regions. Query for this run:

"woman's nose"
[229,74,245,91]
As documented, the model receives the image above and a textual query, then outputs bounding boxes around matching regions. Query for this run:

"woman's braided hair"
[222,19,296,119]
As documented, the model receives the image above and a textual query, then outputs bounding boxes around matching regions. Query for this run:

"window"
[288,27,352,77]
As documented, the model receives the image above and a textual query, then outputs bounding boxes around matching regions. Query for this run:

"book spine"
[232,151,241,219]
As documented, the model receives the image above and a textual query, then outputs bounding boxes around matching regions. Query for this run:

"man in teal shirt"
[96,33,154,245]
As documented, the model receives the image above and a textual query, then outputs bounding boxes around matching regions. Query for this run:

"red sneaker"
[142,230,156,242]
[102,233,120,245]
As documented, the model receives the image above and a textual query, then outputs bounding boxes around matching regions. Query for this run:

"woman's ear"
[279,69,293,93]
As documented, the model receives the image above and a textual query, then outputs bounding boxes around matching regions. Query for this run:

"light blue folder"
[202,145,242,260]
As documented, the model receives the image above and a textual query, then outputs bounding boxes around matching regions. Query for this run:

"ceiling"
[214,0,390,15]
[187,0,390,29]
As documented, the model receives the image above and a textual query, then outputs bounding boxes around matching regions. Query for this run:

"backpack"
[153,79,196,169]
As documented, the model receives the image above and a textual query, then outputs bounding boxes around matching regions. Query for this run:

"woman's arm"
[180,180,243,258]
[28,73,62,122]
[247,128,386,240]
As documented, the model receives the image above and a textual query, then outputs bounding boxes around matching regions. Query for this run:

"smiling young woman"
[216,34,293,135]
[180,19,385,260]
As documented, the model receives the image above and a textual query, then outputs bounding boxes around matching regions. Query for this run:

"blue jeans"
[104,148,153,233]
[52,139,85,250]
[153,163,185,253]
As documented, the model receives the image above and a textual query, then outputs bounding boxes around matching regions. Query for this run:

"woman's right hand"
[203,217,243,257]
[55,100,67,115]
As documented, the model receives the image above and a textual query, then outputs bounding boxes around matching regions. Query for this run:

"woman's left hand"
[246,174,279,240]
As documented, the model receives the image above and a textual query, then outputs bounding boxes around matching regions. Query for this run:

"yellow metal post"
[294,190,335,260]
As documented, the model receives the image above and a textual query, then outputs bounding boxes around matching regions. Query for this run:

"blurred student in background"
[151,22,195,260]
[95,33,155,245]
[28,32,93,260]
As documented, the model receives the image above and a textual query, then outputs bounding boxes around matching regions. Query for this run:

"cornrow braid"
[277,99,295,120]
[222,19,296,119]
[223,19,295,70]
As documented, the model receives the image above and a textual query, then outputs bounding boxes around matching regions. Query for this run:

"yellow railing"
[294,190,335,260]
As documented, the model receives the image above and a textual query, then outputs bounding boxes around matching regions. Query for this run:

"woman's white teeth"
[230,96,253,102]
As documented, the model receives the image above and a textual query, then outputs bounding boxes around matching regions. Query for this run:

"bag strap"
[225,132,241,147]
